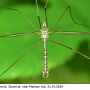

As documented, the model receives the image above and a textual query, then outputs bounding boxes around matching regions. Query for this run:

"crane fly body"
[0,0,90,78]
[39,22,51,77]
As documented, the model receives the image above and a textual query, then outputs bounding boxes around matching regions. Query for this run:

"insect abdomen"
[43,39,49,78]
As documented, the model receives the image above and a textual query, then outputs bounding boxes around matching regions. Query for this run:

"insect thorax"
[39,22,51,39]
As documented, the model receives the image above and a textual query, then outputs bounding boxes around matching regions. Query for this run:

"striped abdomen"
[43,38,49,78]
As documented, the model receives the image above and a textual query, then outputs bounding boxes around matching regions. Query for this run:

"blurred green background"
[0,0,90,84]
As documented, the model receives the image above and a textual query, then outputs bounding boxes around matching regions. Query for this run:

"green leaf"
[0,0,90,81]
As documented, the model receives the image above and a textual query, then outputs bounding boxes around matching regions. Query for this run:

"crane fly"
[0,0,90,78]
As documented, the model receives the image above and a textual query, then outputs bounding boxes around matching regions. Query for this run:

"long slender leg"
[52,6,70,31]
[52,5,90,31]
[0,40,43,77]
[48,40,90,60]
[51,31,90,35]
[69,6,90,28]
[0,31,39,38]
[45,0,48,28]
[43,38,48,78]
[0,7,38,31]
[36,0,41,29]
